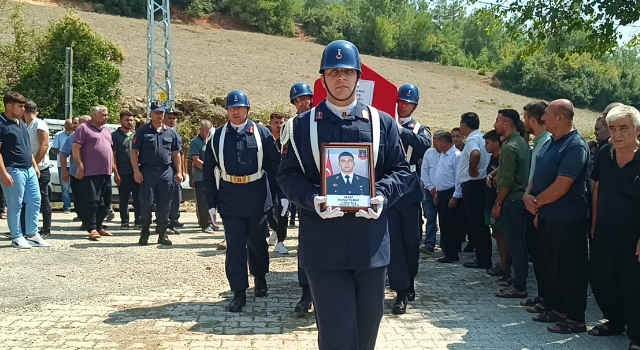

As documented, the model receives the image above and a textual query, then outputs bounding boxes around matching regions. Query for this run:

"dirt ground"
[3,1,600,133]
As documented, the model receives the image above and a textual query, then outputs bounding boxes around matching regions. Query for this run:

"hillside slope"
[2,1,600,131]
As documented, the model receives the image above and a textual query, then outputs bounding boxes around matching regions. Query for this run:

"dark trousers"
[274,200,289,242]
[289,203,298,224]
[436,188,459,259]
[169,178,181,227]
[462,179,492,265]
[70,176,83,221]
[525,210,549,299]
[502,200,528,291]
[139,167,173,227]
[194,181,211,229]
[0,186,5,213]
[222,214,270,291]
[306,266,386,350]
[21,168,51,233]
[456,198,473,247]
[387,202,421,291]
[590,238,640,341]
[76,175,112,233]
[539,218,589,322]
[117,172,140,225]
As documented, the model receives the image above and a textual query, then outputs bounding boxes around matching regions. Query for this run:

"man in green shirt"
[521,101,552,311]
[493,109,530,298]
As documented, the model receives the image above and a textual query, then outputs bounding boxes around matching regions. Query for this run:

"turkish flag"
[326,156,333,177]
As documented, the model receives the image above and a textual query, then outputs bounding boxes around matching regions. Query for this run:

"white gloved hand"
[280,198,290,217]
[355,195,385,219]
[314,196,344,219]
[208,208,217,225]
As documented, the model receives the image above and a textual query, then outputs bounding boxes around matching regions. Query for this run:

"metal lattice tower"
[146,0,175,119]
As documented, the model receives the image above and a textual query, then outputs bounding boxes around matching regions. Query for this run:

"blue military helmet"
[150,100,166,112]
[289,82,313,104]
[319,40,362,76]
[226,90,250,109]
[397,83,420,105]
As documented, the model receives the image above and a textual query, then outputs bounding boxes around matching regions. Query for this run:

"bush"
[15,10,125,121]
[91,0,146,18]
[185,0,213,18]
[219,0,302,36]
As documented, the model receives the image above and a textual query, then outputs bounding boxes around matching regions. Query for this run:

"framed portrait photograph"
[321,142,375,212]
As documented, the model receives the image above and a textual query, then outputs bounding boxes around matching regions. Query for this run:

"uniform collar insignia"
[248,126,254,135]
[315,111,323,120]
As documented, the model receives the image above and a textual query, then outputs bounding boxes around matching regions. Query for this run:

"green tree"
[0,4,41,93]
[492,0,640,55]
[16,11,125,120]
[220,0,303,36]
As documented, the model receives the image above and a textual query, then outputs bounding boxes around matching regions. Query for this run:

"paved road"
[0,212,629,349]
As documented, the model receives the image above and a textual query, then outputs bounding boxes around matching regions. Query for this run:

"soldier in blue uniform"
[288,82,313,228]
[388,83,432,314]
[288,82,314,316]
[326,151,370,195]
[202,90,280,313]
[277,40,412,350]
[131,101,183,246]
[164,108,184,235]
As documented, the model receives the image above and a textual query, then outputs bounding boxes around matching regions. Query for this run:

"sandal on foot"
[533,310,565,323]
[520,297,542,307]
[496,287,528,299]
[630,340,640,350]
[499,278,513,287]
[547,321,586,334]
[588,323,625,336]
[526,303,549,313]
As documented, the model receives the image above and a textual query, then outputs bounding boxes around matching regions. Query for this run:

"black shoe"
[166,227,181,235]
[228,290,247,313]
[406,282,416,301]
[139,227,150,246]
[155,225,172,245]
[254,276,268,297]
[464,260,492,269]
[294,286,313,316]
[288,222,296,228]
[420,246,434,255]
[39,229,51,239]
[463,244,475,253]
[438,255,459,263]
[392,292,408,315]
[120,223,130,230]
[486,266,504,277]
[174,221,184,228]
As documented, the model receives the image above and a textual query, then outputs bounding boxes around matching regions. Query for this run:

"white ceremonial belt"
[410,164,417,172]
[220,170,263,184]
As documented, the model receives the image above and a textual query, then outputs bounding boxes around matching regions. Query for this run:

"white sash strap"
[369,106,380,168]
[406,121,421,168]
[216,121,264,185]
[309,107,320,171]
[281,117,305,174]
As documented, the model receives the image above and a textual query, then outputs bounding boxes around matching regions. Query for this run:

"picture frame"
[320,142,376,212]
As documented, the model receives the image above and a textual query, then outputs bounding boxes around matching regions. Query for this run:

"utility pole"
[64,47,73,120]
[146,0,175,120]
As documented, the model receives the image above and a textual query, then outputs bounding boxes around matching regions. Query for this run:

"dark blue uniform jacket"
[132,123,181,166]
[202,121,280,218]
[277,101,412,270]
[397,119,432,204]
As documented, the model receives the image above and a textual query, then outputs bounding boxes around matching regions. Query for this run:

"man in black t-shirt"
[483,130,509,278]
[112,110,140,229]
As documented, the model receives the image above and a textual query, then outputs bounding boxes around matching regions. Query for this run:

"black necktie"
[345,175,350,185]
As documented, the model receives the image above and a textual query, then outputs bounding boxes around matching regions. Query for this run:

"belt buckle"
[230,175,248,184]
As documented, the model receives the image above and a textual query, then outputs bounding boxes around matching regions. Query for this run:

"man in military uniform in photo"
[202,90,280,313]
[277,40,412,350]
[326,151,370,195]
[388,83,432,315]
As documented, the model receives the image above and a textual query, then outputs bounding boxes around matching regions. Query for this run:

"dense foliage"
[0,6,124,121]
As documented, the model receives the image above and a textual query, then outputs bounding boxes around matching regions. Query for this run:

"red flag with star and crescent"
[326,156,334,177]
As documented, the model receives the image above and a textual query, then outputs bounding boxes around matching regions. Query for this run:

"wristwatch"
[494,201,501,207]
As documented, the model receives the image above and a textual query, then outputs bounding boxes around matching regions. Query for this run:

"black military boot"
[254,275,268,297]
[294,284,313,316]
[156,225,173,246]
[138,226,151,246]
[228,289,247,313]
[406,279,416,301]
[392,291,408,315]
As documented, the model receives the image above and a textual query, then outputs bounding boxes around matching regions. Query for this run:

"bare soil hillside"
[2,1,600,132]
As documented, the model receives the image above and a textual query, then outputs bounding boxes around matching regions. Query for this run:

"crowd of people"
[0,38,639,350]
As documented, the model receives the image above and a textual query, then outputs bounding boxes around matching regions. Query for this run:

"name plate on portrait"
[321,142,375,212]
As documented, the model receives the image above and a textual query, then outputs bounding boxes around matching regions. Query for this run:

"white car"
[44,119,195,203]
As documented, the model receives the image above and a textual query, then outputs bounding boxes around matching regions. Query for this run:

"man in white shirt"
[420,133,441,254]
[457,112,492,269]
[433,131,462,263]
[52,119,74,213]
[21,101,52,238]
